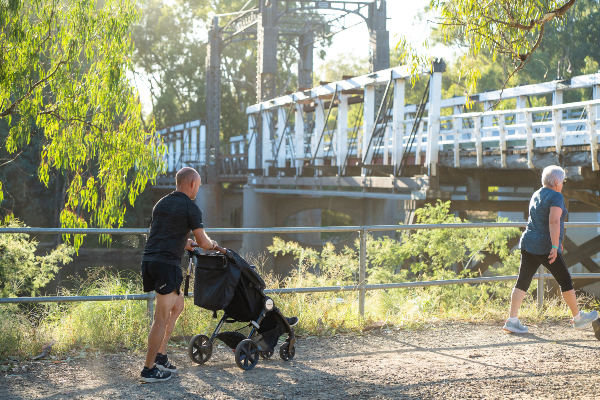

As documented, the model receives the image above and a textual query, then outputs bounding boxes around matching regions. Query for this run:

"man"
[140,167,217,383]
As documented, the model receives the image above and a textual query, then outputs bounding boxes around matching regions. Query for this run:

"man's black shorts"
[141,261,183,295]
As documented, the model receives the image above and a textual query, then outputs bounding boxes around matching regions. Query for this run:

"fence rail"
[3,223,600,318]
[4,222,600,236]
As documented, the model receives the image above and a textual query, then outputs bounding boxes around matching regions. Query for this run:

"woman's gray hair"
[541,165,566,188]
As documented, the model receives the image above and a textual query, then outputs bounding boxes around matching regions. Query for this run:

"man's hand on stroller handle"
[191,228,218,251]
[185,239,198,251]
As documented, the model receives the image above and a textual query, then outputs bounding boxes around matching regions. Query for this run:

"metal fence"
[2,222,600,319]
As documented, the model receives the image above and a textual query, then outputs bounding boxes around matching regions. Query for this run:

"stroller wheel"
[279,342,295,361]
[260,349,274,359]
[234,339,260,371]
[189,334,212,364]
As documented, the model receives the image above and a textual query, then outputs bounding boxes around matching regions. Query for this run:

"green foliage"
[428,0,600,102]
[398,0,587,100]
[0,217,74,297]
[0,0,166,246]
[270,200,521,284]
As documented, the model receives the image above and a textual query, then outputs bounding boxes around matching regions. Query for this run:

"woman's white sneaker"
[572,310,599,330]
[503,319,529,333]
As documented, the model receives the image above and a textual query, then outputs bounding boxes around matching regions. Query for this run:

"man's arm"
[190,228,217,250]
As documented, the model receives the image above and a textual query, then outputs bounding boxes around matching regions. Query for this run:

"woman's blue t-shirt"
[519,187,568,255]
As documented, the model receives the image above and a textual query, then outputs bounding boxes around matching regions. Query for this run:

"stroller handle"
[213,245,227,254]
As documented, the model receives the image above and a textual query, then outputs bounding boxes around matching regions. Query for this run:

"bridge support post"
[277,106,287,168]
[199,125,206,164]
[425,60,445,177]
[553,90,563,155]
[314,99,325,169]
[298,32,314,90]
[262,110,272,173]
[337,94,349,170]
[362,85,375,169]
[175,131,182,169]
[295,104,305,173]
[248,115,257,169]
[257,1,278,102]
[167,136,174,174]
[206,17,221,166]
[392,79,405,171]
[588,104,598,171]
[367,0,389,73]
[190,126,198,164]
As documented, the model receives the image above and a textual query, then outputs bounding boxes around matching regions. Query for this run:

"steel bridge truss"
[204,0,390,170]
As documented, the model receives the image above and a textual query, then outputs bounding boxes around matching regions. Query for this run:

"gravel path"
[2,321,600,399]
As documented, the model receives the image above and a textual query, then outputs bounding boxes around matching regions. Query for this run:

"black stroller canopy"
[193,249,266,321]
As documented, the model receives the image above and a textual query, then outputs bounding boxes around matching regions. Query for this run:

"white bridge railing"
[244,66,600,175]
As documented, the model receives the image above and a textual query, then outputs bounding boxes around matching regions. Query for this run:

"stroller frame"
[186,249,297,370]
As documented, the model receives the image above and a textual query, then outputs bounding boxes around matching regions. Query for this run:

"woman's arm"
[548,206,562,264]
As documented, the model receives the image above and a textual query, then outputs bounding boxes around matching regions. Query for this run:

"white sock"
[573,312,582,320]
[507,317,519,323]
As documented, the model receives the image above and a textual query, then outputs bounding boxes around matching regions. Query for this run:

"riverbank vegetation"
[2,202,597,361]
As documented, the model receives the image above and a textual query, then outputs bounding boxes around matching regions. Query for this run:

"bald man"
[140,167,217,383]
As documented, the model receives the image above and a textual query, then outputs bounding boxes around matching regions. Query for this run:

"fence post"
[359,227,367,317]
[537,266,544,310]
[147,292,155,326]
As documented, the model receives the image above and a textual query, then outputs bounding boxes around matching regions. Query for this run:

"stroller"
[185,246,297,371]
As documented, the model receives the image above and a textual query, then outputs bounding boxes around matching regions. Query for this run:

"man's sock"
[507,317,519,323]
[573,312,582,321]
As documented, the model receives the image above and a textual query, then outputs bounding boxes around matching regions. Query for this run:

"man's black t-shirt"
[142,191,203,266]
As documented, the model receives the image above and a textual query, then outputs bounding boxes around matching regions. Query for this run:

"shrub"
[0,217,74,297]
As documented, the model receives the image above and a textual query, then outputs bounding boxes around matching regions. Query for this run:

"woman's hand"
[548,247,558,264]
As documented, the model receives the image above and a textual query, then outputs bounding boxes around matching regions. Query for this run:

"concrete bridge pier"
[364,198,404,238]
[195,183,222,244]
[241,185,276,272]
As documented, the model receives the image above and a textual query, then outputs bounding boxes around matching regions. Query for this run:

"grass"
[0,260,597,362]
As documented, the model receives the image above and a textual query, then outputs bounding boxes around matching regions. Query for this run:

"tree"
[400,0,581,100]
[0,0,165,246]
[0,217,74,297]
[131,0,210,129]
[416,0,600,106]
[131,1,329,142]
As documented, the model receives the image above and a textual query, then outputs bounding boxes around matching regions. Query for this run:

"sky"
[312,0,449,70]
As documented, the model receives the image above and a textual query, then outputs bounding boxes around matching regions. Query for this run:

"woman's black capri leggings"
[515,249,574,292]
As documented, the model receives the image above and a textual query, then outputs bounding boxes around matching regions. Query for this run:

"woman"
[503,165,598,333]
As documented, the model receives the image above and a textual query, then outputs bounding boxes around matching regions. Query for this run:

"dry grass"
[1,259,597,361]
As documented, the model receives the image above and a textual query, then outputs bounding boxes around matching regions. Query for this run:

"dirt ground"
[2,320,600,400]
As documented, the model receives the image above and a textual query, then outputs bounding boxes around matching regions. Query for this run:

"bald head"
[176,167,200,188]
